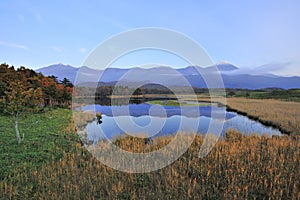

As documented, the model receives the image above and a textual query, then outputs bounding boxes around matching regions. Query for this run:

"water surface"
[81,103,282,142]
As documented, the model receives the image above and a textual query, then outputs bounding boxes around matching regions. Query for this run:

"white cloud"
[0,41,28,50]
[223,62,292,76]
[254,62,291,74]
[78,48,87,53]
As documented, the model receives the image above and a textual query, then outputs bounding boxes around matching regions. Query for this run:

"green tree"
[48,75,59,83]
[133,88,142,96]
[228,91,236,97]
[60,77,73,88]
[60,87,72,105]
[0,80,43,144]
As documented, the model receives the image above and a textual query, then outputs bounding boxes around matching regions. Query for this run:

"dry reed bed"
[226,98,300,136]
[1,130,299,199]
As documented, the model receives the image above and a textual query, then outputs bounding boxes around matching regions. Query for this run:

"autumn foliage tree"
[0,80,43,144]
[0,63,73,144]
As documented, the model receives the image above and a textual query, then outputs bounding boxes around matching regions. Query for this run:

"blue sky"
[0,0,299,76]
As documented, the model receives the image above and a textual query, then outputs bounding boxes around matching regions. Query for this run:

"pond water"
[80,103,282,142]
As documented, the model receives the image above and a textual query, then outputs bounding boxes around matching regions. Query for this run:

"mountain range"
[36,63,300,89]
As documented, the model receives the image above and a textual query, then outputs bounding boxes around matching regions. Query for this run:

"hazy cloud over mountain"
[222,62,292,77]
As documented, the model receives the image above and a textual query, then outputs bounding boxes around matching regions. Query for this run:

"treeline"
[226,88,300,101]
[95,84,173,97]
[93,84,211,97]
[0,63,73,111]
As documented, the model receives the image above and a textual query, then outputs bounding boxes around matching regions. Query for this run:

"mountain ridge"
[36,63,300,89]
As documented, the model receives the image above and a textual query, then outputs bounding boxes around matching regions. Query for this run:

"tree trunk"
[15,118,21,144]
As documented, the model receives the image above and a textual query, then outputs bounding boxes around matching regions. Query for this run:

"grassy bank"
[226,98,300,136]
[146,100,211,107]
[0,109,80,179]
[184,95,300,136]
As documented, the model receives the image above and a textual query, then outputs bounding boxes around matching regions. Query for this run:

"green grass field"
[146,100,211,106]
[230,89,300,102]
[0,109,80,179]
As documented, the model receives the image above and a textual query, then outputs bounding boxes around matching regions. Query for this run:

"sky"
[0,0,300,76]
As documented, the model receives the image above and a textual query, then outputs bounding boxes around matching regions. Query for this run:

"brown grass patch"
[1,131,299,199]
[226,98,300,136]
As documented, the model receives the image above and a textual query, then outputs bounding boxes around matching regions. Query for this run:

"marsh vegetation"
[1,111,299,199]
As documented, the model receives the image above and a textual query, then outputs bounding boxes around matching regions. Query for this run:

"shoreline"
[194,97,293,136]
[225,105,290,135]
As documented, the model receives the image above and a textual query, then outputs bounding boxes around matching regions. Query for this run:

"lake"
[80,102,282,143]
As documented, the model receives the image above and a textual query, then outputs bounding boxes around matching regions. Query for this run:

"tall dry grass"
[1,130,299,199]
[226,98,300,136]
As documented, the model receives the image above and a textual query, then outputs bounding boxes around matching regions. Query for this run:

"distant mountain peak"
[42,63,78,70]
[36,63,79,82]
[214,63,239,71]
[217,60,231,65]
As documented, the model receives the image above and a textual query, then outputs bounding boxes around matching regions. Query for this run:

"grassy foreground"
[0,109,80,179]
[1,108,300,199]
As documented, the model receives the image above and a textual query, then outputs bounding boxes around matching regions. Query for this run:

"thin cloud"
[224,62,292,76]
[103,17,129,30]
[35,13,43,23]
[17,14,25,23]
[254,62,291,73]
[78,48,87,53]
[51,46,63,53]
[0,41,28,50]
